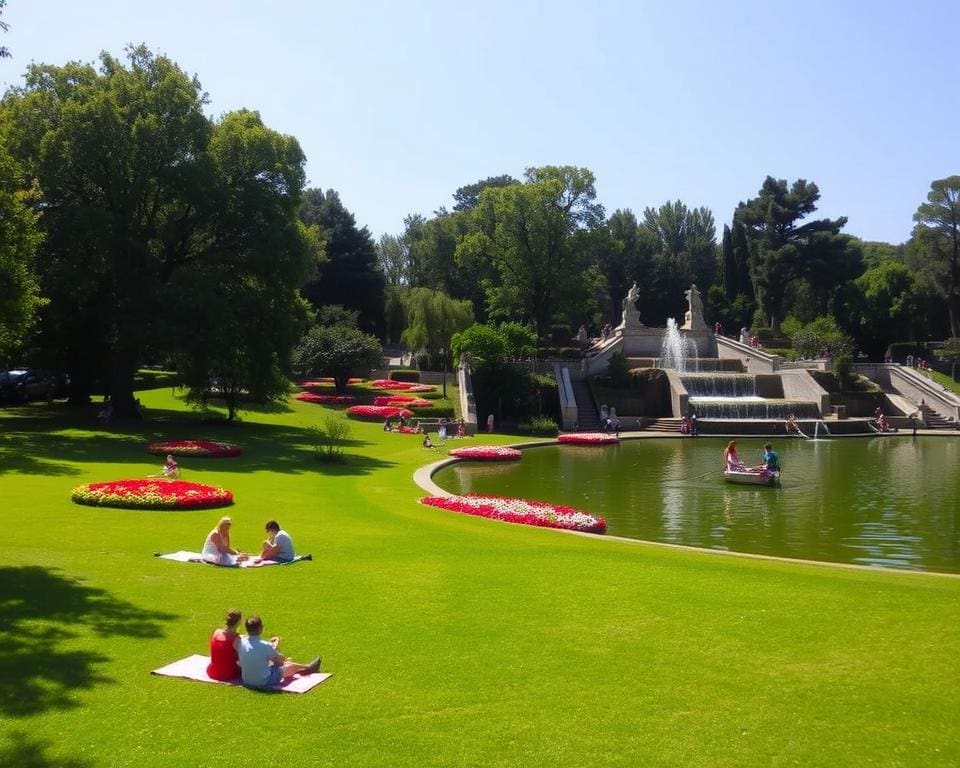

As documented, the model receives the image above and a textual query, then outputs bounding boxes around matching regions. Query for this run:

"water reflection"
[432,437,960,573]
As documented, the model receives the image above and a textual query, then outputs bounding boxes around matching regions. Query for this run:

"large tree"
[908,176,960,336]
[299,188,385,336]
[400,287,473,396]
[2,47,315,414]
[735,177,854,335]
[452,174,517,212]
[639,201,717,324]
[0,142,42,361]
[456,165,604,340]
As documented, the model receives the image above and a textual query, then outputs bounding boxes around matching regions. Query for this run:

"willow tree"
[401,287,473,397]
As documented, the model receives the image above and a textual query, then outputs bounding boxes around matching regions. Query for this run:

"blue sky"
[4,1,957,244]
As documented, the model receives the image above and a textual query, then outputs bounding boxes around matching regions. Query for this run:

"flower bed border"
[71,479,234,510]
[146,440,242,458]
[557,433,619,445]
[295,392,356,405]
[345,404,415,420]
[448,446,522,461]
[421,494,606,534]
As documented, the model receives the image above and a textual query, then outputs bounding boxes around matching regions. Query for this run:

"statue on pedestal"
[681,284,707,330]
[621,281,643,327]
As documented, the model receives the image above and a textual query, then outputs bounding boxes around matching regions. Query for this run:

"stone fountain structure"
[568,284,832,433]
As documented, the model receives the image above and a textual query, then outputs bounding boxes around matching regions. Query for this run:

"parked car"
[0,369,59,403]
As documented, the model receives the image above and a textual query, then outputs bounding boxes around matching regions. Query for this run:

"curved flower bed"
[370,379,415,390]
[72,479,234,510]
[147,440,242,458]
[448,445,522,461]
[557,432,619,445]
[373,394,416,405]
[422,494,606,534]
[369,380,436,393]
[301,377,364,388]
[295,392,356,405]
[345,405,415,420]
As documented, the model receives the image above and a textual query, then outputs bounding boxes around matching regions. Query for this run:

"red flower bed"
[295,392,356,405]
[557,432,619,445]
[373,395,416,405]
[370,379,415,390]
[421,494,606,534]
[369,380,436,393]
[448,445,522,461]
[345,405,415,420]
[301,378,363,388]
[147,440,242,458]
[72,479,234,510]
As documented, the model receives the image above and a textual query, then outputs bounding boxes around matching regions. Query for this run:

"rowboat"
[723,468,780,486]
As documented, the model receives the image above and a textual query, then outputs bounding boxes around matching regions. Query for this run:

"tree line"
[1,46,958,418]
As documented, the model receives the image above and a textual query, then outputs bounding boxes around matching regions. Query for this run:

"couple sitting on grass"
[207,609,321,687]
[201,517,296,565]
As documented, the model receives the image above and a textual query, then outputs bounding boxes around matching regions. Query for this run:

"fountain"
[660,318,698,373]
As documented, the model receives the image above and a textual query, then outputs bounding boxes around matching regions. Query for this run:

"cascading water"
[660,318,698,373]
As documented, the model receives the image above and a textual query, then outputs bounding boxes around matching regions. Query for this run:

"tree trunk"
[109,351,141,418]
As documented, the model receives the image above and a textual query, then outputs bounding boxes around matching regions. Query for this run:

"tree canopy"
[735,177,855,334]
[1,47,316,414]
[909,176,960,336]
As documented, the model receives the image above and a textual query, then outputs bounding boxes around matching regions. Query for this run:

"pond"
[432,436,960,574]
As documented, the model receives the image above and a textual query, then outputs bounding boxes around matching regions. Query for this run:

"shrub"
[517,416,559,437]
[408,404,456,418]
[606,351,632,388]
[389,369,420,383]
[308,413,352,463]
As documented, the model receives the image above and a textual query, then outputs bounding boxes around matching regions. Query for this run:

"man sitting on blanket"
[255,520,295,564]
[236,615,320,687]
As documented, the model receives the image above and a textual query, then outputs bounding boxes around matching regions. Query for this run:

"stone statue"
[620,281,643,328]
[623,281,639,312]
[682,284,707,330]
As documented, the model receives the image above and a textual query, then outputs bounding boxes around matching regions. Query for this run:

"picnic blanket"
[151,654,331,693]
[156,550,311,568]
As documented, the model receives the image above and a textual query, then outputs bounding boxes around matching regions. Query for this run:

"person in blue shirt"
[762,443,781,473]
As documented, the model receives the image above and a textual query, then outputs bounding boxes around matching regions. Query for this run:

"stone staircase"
[571,380,601,430]
[920,402,956,429]
[642,418,683,433]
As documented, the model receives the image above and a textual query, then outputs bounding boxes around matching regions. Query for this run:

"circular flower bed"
[369,380,436,393]
[345,405,415,420]
[373,394,416,405]
[71,480,234,510]
[300,377,363,388]
[557,432,619,445]
[448,445,522,461]
[147,440,242,458]
[295,392,356,405]
[422,494,606,534]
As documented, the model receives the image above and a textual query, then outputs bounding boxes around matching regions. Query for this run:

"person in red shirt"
[206,609,242,681]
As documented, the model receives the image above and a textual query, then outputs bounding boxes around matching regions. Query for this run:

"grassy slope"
[1,389,958,768]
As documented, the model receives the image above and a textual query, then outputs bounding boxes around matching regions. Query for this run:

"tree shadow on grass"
[0,405,385,477]
[0,732,93,768]
[0,566,177,718]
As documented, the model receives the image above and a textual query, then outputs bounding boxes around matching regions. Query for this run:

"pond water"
[432,436,960,573]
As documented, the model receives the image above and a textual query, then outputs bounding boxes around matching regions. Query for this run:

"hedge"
[388,369,420,382]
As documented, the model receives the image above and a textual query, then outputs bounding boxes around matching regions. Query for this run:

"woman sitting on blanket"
[207,608,243,681]
[201,516,249,565]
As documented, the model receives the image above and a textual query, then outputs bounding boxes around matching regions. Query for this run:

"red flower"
[557,433,619,445]
[345,405,415,420]
[295,392,356,405]
[72,479,234,510]
[146,440,242,458]
[421,494,606,534]
[448,446,522,461]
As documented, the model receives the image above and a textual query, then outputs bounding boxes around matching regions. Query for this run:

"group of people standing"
[201,516,296,566]
[207,609,321,687]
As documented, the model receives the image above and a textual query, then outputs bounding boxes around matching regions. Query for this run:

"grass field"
[1,387,958,768]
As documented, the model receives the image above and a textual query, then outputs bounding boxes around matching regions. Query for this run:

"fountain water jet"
[660,318,698,373]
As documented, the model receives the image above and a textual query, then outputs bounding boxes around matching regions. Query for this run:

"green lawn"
[1,388,958,768]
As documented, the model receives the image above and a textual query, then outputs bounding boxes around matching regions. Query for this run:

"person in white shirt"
[256,520,295,563]
[236,615,320,688]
